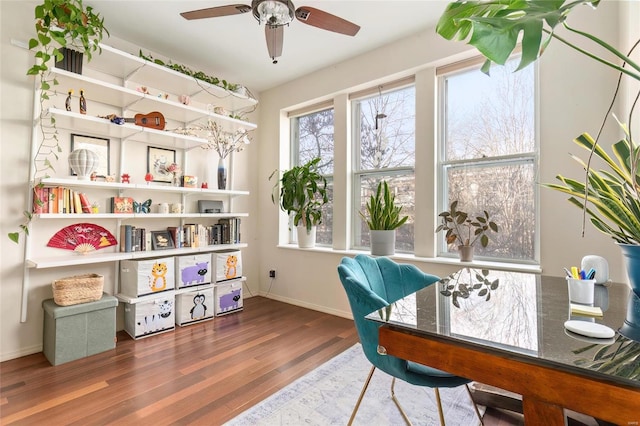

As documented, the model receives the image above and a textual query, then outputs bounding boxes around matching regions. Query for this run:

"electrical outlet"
[269,269,276,278]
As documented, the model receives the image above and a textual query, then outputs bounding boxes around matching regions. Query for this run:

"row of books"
[33,186,91,214]
[169,218,241,248]
[119,218,241,253]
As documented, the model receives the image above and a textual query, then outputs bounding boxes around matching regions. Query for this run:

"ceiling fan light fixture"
[252,0,294,26]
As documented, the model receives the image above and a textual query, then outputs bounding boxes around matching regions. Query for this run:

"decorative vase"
[68,149,99,180]
[458,245,474,262]
[618,243,640,297]
[217,157,227,190]
[370,230,396,256]
[297,225,316,248]
[618,289,640,343]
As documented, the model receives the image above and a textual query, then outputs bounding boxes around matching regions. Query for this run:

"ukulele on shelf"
[100,111,166,130]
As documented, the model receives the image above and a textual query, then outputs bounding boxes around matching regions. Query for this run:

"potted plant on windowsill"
[270,157,328,248]
[436,0,639,291]
[436,201,498,262]
[360,180,409,256]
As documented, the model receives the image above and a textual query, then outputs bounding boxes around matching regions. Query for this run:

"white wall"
[1,0,637,361]
[255,1,637,316]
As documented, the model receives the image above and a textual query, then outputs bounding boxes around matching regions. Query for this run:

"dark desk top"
[366,269,640,389]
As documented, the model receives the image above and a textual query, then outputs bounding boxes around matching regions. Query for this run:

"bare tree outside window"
[292,108,334,245]
[441,57,536,261]
[354,85,416,251]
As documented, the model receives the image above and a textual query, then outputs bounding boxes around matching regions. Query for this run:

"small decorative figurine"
[90,171,97,181]
[65,89,73,111]
[179,95,190,105]
[79,89,86,114]
[201,182,208,189]
[145,173,153,184]
[121,173,130,184]
[105,175,115,182]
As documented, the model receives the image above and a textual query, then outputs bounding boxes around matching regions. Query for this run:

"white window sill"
[275,244,542,274]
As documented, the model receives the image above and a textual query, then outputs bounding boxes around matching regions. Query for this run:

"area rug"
[225,344,484,426]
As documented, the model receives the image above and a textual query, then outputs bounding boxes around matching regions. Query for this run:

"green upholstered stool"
[42,293,118,365]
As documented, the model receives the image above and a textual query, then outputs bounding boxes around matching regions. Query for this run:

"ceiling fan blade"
[180,4,251,20]
[265,25,284,64]
[295,6,360,36]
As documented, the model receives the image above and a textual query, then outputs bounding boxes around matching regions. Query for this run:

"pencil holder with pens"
[567,277,595,305]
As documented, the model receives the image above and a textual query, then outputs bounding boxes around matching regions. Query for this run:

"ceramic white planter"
[297,225,316,248]
[370,230,396,256]
[458,245,474,262]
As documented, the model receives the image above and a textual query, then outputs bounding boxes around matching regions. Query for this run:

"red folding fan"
[47,223,117,254]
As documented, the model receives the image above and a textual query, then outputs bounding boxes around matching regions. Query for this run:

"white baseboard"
[1,344,42,362]
[257,292,353,320]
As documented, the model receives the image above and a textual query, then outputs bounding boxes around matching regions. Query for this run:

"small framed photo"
[151,230,175,250]
[147,146,176,183]
[70,134,110,177]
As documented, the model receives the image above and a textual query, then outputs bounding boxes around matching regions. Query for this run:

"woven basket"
[52,273,104,306]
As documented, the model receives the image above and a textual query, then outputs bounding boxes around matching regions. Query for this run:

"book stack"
[33,186,91,214]
[165,218,241,249]
[119,225,149,252]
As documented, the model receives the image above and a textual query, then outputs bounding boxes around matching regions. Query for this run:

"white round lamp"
[69,149,99,180]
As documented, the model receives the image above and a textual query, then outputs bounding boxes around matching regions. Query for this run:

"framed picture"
[151,230,175,250]
[147,146,176,183]
[70,134,110,177]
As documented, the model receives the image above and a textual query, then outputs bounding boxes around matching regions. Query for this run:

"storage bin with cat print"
[212,250,242,282]
[120,257,175,298]
[175,254,212,289]
[175,286,214,326]
[119,291,176,339]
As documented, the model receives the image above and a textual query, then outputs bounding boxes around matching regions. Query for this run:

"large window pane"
[439,57,536,261]
[445,161,535,260]
[291,108,334,245]
[353,85,415,252]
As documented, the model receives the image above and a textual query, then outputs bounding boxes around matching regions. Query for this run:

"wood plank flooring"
[1,296,518,425]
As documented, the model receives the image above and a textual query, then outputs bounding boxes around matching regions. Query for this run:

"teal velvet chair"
[337,255,483,425]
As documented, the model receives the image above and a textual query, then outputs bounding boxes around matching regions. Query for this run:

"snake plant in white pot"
[436,0,640,295]
[360,180,408,256]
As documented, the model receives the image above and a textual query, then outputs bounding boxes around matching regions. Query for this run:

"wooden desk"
[368,269,640,425]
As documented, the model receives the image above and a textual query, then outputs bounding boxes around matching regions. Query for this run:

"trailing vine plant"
[138,51,244,94]
[9,0,108,243]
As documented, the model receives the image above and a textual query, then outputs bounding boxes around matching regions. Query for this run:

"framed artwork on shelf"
[151,231,175,250]
[147,146,176,183]
[70,134,110,177]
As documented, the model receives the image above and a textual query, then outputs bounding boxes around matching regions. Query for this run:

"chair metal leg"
[434,388,446,426]
[465,384,484,425]
[348,365,376,426]
[390,377,413,426]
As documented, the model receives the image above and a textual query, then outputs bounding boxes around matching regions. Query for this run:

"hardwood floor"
[1,296,518,425]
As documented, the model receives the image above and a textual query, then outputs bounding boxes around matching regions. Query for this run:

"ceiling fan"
[181,0,360,64]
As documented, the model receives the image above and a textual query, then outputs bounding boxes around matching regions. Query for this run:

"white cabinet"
[21,44,256,322]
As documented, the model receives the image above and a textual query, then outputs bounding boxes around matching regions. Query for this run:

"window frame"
[436,55,540,263]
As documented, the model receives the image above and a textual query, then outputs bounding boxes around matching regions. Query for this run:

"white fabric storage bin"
[175,254,212,288]
[212,250,242,282]
[120,292,175,339]
[214,278,244,316]
[175,286,214,326]
[120,257,175,297]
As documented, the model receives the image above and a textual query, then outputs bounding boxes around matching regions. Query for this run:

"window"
[290,107,334,245]
[352,85,416,252]
[438,57,537,261]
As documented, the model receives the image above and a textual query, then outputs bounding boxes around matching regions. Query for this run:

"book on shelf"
[111,196,134,214]
[33,186,93,215]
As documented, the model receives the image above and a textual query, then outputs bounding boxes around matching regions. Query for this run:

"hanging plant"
[9,1,108,244]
